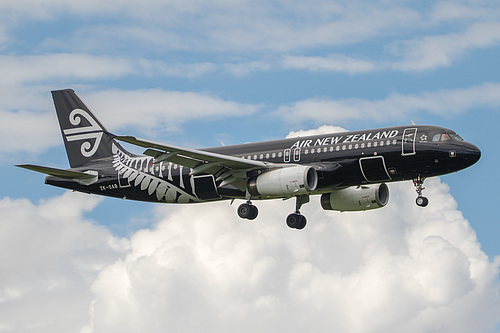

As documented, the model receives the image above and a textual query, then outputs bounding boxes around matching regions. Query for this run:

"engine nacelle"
[248,166,318,198]
[320,183,389,212]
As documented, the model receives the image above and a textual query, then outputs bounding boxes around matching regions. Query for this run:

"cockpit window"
[432,133,464,142]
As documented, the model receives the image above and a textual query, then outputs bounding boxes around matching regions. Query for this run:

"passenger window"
[432,134,441,142]
[441,134,451,141]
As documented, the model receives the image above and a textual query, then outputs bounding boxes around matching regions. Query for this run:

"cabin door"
[402,128,417,156]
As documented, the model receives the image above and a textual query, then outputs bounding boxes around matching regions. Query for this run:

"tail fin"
[52,89,123,168]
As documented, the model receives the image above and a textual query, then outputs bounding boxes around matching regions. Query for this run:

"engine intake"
[248,166,318,198]
[321,183,389,212]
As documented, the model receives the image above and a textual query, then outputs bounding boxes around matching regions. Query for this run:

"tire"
[237,203,251,218]
[295,215,307,230]
[286,213,306,229]
[247,205,259,220]
[416,196,429,207]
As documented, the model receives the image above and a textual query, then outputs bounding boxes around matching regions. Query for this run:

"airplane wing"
[115,135,273,188]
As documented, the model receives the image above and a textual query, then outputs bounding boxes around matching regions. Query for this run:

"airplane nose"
[472,144,481,163]
[461,142,481,166]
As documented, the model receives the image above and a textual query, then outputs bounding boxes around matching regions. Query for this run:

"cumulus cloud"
[82,178,500,333]
[275,82,500,124]
[286,125,347,138]
[0,192,128,333]
[3,123,498,332]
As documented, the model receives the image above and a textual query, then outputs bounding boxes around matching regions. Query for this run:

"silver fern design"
[111,143,199,203]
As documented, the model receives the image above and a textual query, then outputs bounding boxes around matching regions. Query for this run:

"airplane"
[17,89,481,229]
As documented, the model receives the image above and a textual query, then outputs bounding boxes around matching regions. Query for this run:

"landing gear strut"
[413,175,429,207]
[286,195,309,230]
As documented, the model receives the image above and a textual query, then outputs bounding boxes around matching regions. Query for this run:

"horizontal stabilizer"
[16,164,97,180]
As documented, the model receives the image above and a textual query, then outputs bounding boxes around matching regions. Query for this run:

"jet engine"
[320,183,389,212]
[248,166,318,198]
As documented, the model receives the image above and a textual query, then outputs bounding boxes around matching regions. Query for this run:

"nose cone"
[460,142,481,167]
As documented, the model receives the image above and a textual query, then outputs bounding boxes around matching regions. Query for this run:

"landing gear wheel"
[416,196,429,207]
[237,203,251,219]
[286,213,307,229]
[247,205,259,220]
[237,203,258,220]
[296,215,307,230]
[286,195,310,230]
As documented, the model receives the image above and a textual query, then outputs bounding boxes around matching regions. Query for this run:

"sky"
[1,0,499,332]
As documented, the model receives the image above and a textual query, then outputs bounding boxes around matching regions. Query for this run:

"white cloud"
[275,82,500,124]
[0,54,134,85]
[0,109,60,155]
[282,54,376,74]
[139,60,270,78]
[2,123,498,332]
[0,86,260,156]
[0,1,421,54]
[1,3,499,82]
[0,192,128,333]
[85,89,261,135]
[0,55,270,90]
[222,61,272,77]
[4,81,498,157]
[393,22,500,71]
[0,2,499,78]
[431,1,500,23]
[286,125,347,138]
[82,178,500,332]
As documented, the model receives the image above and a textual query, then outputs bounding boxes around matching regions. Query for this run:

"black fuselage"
[46,125,481,204]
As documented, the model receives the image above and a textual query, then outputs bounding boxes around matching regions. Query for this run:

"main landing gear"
[286,195,309,230]
[413,175,429,207]
[237,194,310,230]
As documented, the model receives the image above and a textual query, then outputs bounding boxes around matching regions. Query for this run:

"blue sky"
[1,1,500,332]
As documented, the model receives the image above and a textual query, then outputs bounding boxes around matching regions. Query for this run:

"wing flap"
[144,149,202,169]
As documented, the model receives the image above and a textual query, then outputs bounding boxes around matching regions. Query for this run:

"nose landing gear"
[413,175,429,207]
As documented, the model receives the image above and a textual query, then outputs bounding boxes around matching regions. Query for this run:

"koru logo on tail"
[63,109,103,157]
